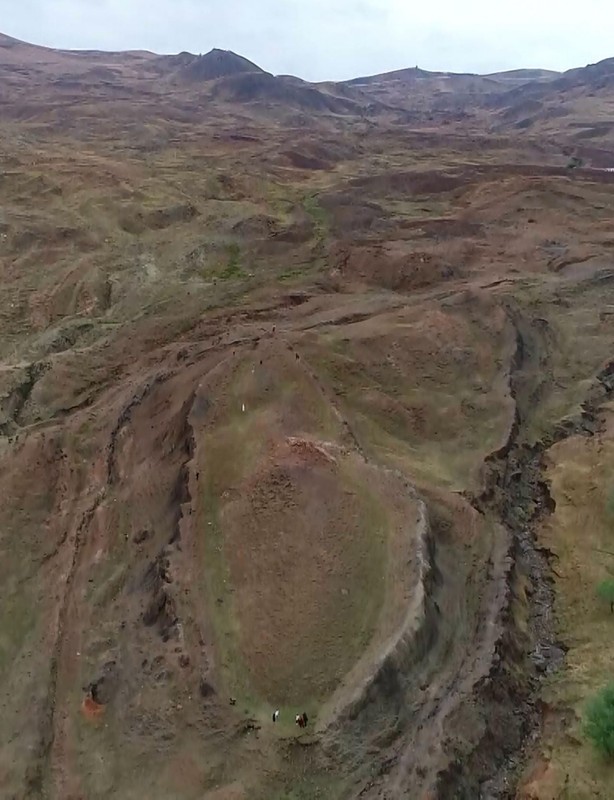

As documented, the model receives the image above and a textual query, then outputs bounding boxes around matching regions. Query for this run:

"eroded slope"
[2,36,614,800]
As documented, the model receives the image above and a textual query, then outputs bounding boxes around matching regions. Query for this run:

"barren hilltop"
[2,31,614,800]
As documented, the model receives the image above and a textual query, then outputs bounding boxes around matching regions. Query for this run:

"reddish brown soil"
[2,29,614,800]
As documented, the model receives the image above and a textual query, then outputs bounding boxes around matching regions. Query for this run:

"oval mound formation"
[189,343,426,718]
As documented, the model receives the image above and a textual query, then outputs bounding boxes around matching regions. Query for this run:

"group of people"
[271,709,309,729]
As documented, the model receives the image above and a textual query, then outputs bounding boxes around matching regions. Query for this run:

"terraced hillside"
[2,32,614,800]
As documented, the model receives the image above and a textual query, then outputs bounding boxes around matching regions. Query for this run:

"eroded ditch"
[437,310,614,798]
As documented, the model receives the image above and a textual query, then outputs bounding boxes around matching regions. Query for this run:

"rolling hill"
[1,30,614,800]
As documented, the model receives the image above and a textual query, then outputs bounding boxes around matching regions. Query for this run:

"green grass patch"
[585,683,614,758]
[303,195,329,242]
[267,774,347,800]
[220,242,246,280]
[0,589,37,677]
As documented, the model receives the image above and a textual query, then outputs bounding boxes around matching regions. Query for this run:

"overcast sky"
[2,0,614,81]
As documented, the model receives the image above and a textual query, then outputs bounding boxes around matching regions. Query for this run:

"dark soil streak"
[0,361,50,435]
[106,372,171,484]
[437,309,614,798]
[169,391,196,546]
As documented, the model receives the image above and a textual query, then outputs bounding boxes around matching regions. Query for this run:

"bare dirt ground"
[2,32,614,800]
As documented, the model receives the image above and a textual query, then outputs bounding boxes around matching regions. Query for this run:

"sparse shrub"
[567,156,584,170]
[597,579,614,613]
[303,195,327,223]
[584,684,614,757]
[221,243,244,279]
[303,195,328,241]
[605,487,614,519]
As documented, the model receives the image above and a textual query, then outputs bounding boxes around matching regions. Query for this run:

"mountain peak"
[180,48,265,81]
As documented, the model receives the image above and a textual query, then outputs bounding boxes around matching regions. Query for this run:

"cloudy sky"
[2,0,614,81]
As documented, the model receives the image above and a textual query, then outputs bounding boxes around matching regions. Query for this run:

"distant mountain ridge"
[0,30,590,86]
[2,31,614,145]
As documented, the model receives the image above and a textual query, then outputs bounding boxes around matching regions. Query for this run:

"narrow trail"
[385,523,512,798]
[291,342,368,461]
[319,485,432,733]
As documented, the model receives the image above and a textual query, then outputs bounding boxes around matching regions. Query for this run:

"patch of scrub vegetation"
[596,578,614,614]
[220,242,246,280]
[303,194,328,242]
[584,683,614,758]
